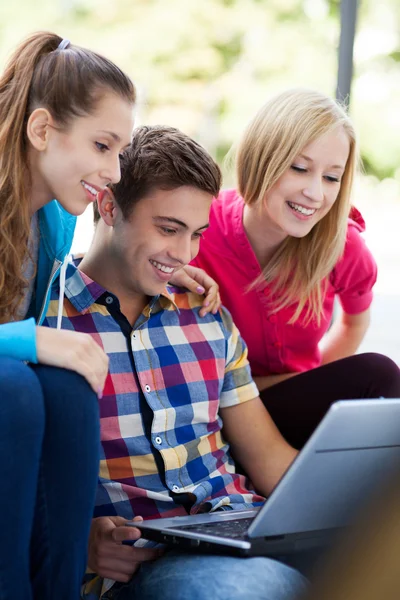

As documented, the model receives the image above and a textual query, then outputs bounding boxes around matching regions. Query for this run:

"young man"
[45,126,306,600]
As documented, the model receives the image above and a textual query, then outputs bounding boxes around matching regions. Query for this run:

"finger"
[98,566,137,583]
[211,293,222,314]
[199,295,214,317]
[199,306,209,318]
[189,269,218,296]
[64,357,98,394]
[204,284,218,302]
[72,357,105,395]
[179,272,204,294]
[206,293,220,311]
[130,548,163,562]
[86,342,109,384]
[112,525,142,544]
[75,344,109,395]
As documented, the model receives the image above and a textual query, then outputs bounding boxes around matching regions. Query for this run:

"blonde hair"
[236,88,358,325]
[0,31,135,324]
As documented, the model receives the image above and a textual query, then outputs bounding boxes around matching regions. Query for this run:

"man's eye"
[192,232,204,240]
[95,142,109,152]
[160,227,176,235]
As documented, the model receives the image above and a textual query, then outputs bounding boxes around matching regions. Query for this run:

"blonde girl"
[193,88,400,448]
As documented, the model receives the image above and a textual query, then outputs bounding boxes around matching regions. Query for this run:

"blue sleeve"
[0,318,38,363]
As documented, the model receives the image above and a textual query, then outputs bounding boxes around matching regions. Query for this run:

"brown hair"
[0,31,136,323]
[236,88,357,325]
[94,125,222,222]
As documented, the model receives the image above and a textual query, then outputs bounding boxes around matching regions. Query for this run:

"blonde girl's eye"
[324,175,341,183]
[291,165,307,173]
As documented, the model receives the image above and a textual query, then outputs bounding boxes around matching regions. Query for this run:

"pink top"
[192,189,377,377]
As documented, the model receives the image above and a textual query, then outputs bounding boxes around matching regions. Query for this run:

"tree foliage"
[1,0,399,181]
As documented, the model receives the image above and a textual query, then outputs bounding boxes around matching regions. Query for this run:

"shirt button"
[269,315,277,323]
[144,384,151,393]
[273,341,282,348]
[155,436,162,445]
[105,296,113,304]
[132,333,137,340]
[172,485,180,492]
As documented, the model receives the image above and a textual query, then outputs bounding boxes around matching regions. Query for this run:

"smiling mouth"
[149,260,175,274]
[81,180,99,199]
[287,201,316,216]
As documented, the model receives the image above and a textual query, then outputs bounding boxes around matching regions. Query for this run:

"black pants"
[260,353,400,449]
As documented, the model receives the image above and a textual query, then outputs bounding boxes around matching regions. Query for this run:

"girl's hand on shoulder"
[169,265,221,317]
[36,326,109,397]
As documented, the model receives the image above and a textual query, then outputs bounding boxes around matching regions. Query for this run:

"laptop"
[130,399,400,557]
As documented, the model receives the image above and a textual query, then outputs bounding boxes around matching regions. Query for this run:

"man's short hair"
[94,125,222,223]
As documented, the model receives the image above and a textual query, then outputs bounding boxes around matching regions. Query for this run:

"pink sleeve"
[330,223,377,315]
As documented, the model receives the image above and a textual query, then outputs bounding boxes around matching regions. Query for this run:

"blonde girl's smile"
[286,201,317,218]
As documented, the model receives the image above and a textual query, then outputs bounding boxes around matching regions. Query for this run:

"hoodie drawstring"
[56,255,68,330]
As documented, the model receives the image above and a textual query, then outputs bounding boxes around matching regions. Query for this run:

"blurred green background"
[1,0,400,186]
[1,0,399,361]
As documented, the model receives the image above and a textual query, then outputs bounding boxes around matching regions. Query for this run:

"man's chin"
[144,284,168,297]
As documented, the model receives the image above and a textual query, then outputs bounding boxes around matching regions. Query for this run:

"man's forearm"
[221,398,298,497]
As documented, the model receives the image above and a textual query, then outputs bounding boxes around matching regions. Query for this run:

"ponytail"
[0,33,61,323]
[0,32,135,323]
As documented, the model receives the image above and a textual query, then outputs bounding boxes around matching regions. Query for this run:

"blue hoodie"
[0,200,76,363]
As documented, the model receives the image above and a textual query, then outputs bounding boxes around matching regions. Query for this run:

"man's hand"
[88,516,163,583]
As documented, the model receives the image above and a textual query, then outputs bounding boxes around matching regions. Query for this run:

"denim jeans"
[108,551,308,600]
[0,358,100,600]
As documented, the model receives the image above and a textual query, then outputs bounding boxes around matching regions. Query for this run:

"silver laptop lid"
[248,399,400,539]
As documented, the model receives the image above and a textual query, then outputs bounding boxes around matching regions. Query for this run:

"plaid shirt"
[44,260,263,598]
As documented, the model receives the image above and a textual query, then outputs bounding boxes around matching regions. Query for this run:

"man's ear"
[26,108,54,151]
[97,188,118,226]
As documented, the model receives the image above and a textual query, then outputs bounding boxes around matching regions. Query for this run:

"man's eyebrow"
[299,154,345,171]
[153,216,209,230]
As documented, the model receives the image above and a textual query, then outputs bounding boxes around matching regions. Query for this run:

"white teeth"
[81,181,97,196]
[287,201,316,216]
[150,260,174,274]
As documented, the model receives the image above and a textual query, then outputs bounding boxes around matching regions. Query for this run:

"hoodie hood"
[348,206,366,233]
[34,200,77,323]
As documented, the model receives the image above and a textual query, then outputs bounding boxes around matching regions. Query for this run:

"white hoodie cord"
[56,255,68,330]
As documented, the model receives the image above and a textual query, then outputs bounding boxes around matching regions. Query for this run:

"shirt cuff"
[220,381,259,408]
[340,291,373,315]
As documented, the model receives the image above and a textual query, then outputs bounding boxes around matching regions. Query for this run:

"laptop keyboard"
[172,517,254,540]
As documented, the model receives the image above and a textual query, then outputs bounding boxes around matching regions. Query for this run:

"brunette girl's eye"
[95,142,109,152]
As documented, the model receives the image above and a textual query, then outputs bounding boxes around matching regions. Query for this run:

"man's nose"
[170,236,192,267]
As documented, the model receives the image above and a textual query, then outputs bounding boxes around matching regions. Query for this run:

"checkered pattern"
[45,262,263,525]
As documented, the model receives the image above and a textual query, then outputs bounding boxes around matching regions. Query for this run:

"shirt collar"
[64,257,179,315]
